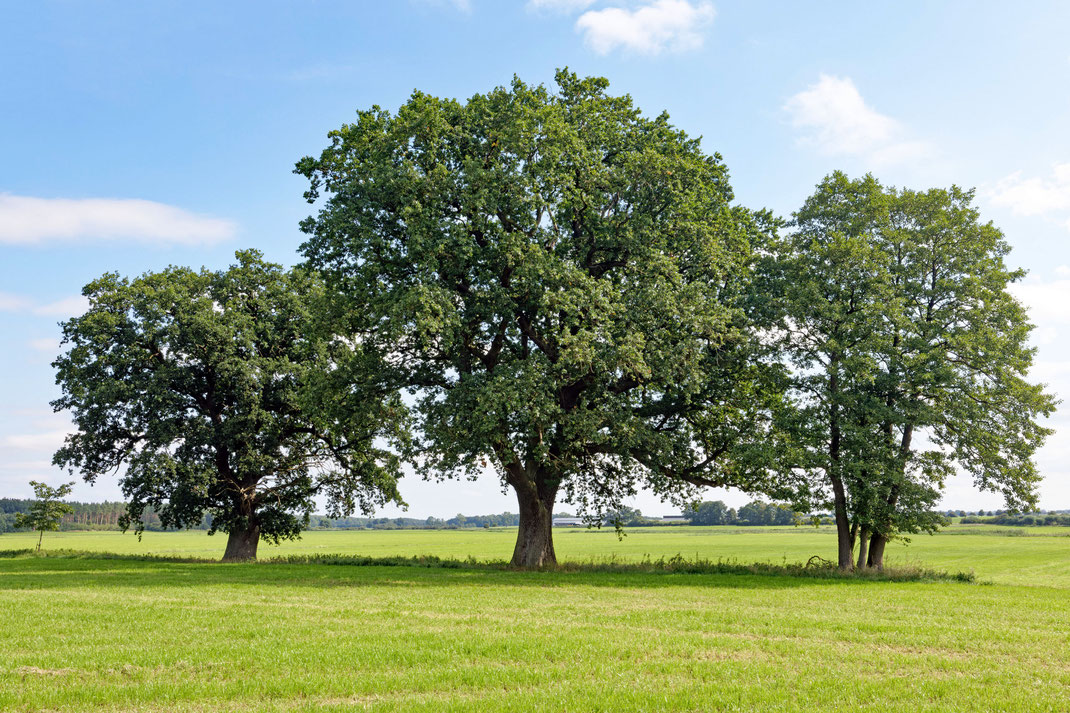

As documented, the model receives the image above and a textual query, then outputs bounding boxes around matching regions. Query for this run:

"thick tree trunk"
[868,427,910,571]
[830,476,854,570]
[222,523,260,562]
[510,475,558,569]
[827,357,853,570]
[856,527,871,569]
[868,533,888,570]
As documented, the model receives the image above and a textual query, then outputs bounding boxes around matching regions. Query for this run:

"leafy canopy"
[297,70,788,525]
[52,250,406,544]
[776,172,1056,551]
[14,480,75,534]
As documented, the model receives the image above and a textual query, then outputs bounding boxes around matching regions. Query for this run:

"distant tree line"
[960,513,1070,527]
[685,501,798,526]
[308,512,522,530]
[0,498,211,533]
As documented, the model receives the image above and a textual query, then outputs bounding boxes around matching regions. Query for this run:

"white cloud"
[528,0,596,12]
[33,296,90,318]
[0,194,236,246]
[1010,275,1070,328]
[0,292,88,318]
[415,0,471,11]
[28,338,61,353]
[0,459,54,473]
[0,430,70,451]
[988,163,1070,217]
[0,414,75,467]
[784,74,931,166]
[576,0,715,55]
[0,292,32,312]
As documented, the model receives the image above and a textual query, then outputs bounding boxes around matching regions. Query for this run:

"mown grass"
[3,523,1068,585]
[0,547,977,582]
[1,526,1068,711]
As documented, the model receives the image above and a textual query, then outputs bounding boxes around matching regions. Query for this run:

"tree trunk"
[36,529,43,553]
[510,474,558,569]
[868,533,888,570]
[827,357,853,570]
[868,426,910,571]
[830,475,854,570]
[222,523,260,562]
[856,527,871,569]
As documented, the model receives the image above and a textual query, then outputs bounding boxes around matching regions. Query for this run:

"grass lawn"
[2,525,1068,711]
[2,524,1068,586]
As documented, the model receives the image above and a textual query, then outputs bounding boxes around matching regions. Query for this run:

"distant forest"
[2,497,1067,534]
[0,499,203,533]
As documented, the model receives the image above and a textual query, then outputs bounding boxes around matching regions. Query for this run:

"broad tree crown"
[52,250,407,560]
[297,70,787,566]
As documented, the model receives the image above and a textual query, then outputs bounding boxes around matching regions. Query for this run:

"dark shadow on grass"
[0,549,977,591]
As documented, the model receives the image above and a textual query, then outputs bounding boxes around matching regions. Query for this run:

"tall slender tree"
[776,173,1056,569]
[297,71,789,567]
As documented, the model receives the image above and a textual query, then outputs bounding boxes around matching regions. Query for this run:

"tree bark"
[856,527,871,569]
[868,533,887,570]
[868,426,911,571]
[510,473,558,569]
[222,523,260,562]
[828,356,853,570]
[830,475,853,570]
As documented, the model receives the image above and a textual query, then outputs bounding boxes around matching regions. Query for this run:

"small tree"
[15,481,75,552]
[52,251,407,561]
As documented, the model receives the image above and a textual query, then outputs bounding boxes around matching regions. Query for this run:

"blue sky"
[2,0,1069,517]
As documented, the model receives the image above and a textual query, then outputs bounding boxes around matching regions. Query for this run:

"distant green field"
[2,525,1069,711]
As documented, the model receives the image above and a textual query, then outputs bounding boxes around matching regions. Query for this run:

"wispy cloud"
[0,430,70,451]
[527,0,596,12]
[0,194,236,246]
[0,292,88,318]
[0,293,32,312]
[414,0,471,12]
[784,74,930,166]
[988,163,1070,220]
[33,296,90,317]
[1010,271,1070,329]
[27,338,61,353]
[576,0,715,55]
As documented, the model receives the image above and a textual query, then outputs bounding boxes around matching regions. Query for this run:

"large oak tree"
[297,71,788,567]
[52,250,406,561]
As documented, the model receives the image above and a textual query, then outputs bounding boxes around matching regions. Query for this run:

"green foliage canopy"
[51,250,406,560]
[297,70,788,566]
[14,480,75,550]
[775,172,1056,568]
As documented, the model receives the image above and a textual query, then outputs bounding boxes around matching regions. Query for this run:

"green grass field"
[2,525,1069,711]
